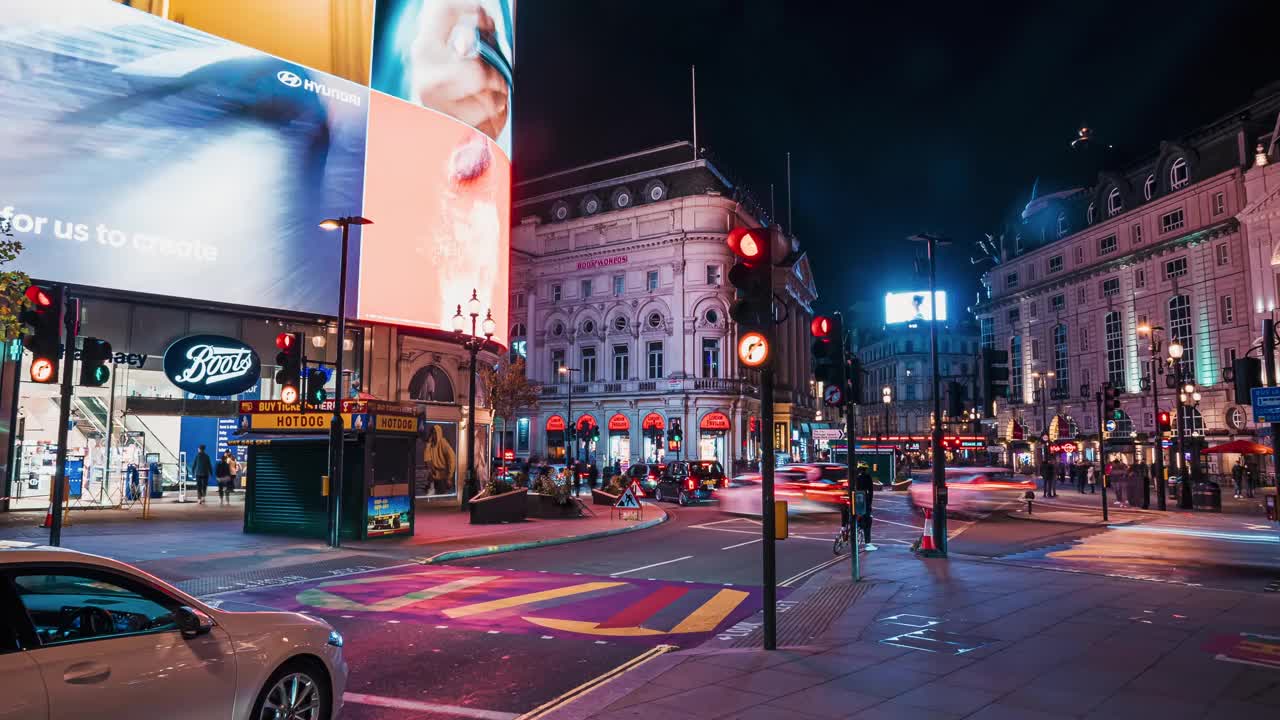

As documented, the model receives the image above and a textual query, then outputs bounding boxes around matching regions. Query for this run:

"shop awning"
[608,413,630,432]
[1204,440,1274,455]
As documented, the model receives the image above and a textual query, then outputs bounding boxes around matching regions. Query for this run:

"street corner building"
[973,85,1280,482]
[508,142,820,470]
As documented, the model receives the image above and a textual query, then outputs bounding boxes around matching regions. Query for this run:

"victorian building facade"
[856,323,982,438]
[974,86,1280,475]
[508,143,819,468]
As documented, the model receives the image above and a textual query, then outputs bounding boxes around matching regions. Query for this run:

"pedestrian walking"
[1246,465,1257,498]
[572,469,582,496]
[1040,460,1053,498]
[1075,463,1086,493]
[191,444,213,505]
[215,452,236,505]
[854,466,876,551]
[589,462,599,491]
[1232,461,1244,499]
[1086,463,1097,494]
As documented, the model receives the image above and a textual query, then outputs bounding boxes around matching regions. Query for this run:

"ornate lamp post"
[558,365,581,463]
[1137,323,1166,510]
[1167,339,1198,509]
[1030,369,1055,470]
[453,290,495,507]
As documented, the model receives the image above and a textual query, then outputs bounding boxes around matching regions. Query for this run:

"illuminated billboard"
[885,291,947,324]
[1,0,367,316]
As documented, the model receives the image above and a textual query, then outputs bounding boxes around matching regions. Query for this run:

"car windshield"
[818,467,847,482]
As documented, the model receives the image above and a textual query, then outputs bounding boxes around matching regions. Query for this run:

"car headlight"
[327,630,344,648]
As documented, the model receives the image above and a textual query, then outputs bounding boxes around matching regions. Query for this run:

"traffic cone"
[39,504,53,529]
[918,508,938,553]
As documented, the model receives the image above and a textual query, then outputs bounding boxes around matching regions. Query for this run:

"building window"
[1053,323,1069,389]
[980,317,994,350]
[646,270,659,291]
[551,283,562,302]
[1087,203,1096,224]
[1098,234,1117,256]
[1223,347,1238,374]
[1107,187,1123,216]
[1074,245,1084,264]
[1105,311,1124,387]
[613,315,628,331]
[1048,255,1063,274]
[581,319,595,335]
[1220,294,1234,325]
[647,341,664,379]
[1079,325,1090,353]
[1031,338,1041,361]
[511,323,527,339]
[580,346,597,382]
[581,279,593,298]
[1216,243,1229,266]
[646,312,663,329]
[705,265,721,285]
[1008,308,1020,325]
[1164,256,1187,278]
[1077,286,1086,305]
[1169,294,1195,378]
[613,274,625,296]
[613,344,629,381]
[1213,192,1226,216]
[1029,301,1038,319]
[552,349,565,383]
[1170,157,1189,190]
[1160,208,1185,234]
[1006,272,1019,289]
[1132,224,1143,245]
[1136,268,1146,288]
[1057,213,1068,238]
[701,338,720,378]
[1143,174,1155,201]
[514,292,527,309]
[1101,278,1120,297]
[1050,294,1065,311]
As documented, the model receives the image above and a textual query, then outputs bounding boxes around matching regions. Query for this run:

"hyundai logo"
[276,70,302,87]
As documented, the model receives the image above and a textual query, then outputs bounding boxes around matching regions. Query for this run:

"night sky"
[513,1,1279,321]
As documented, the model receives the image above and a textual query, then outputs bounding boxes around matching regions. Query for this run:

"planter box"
[527,493,584,519]
[592,489,621,506]
[469,488,528,524]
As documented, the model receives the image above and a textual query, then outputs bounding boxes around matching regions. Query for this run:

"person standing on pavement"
[854,466,876,551]
[1246,465,1257,498]
[191,444,213,505]
[588,462,599,492]
[1086,462,1097,494]
[1075,463,1087,493]
[215,452,234,506]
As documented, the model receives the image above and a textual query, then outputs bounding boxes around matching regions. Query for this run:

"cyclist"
[854,466,877,551]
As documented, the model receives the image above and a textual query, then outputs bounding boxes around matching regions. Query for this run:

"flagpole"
[691,65,698,160]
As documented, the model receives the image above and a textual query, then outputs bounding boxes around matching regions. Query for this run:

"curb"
[416,505,669,564]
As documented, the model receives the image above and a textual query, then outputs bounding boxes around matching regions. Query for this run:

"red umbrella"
[1203,439,1273,455]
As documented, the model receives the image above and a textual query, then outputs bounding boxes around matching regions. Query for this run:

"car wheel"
[654,487,664,502]
[252,658,332,720]
[678,491,689,506]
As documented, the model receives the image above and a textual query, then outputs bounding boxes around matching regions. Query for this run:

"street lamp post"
[909,232,951,555]
[1138,323,1166,510]
[453,290,496,509]
[1168,340,1198,509]
[1030,369,1055,497]
[318,215,372,548]
[558,366,581,463]
[879,385,892,463]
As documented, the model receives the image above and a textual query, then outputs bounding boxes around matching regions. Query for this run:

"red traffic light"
[1157,410,1171,429]
[280,385,299,404]
[30,357,54,383]
[727,227,767,263]
[811,316,833,338]
[276,332,296,351]
[24,285,51,307]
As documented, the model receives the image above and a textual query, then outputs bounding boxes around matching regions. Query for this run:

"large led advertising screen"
[0,0,367,316]
[885,291,948,324]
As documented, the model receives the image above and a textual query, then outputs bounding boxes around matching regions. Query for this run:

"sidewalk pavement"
[1016,488,1275,527]
[549,551,1280,720]
[0,496,667,596]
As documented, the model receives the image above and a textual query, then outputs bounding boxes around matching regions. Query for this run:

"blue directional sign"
[1251,386,1280,422]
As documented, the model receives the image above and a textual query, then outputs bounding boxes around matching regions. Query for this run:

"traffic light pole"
[761,362,777,651]
[1095,390,1109,522]
[328,221,351,549]
[925,237,947,556]
[845,398,859,582]
[1264,320,1280,495]
[49,287,75,547]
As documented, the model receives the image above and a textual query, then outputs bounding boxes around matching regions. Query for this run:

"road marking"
[523,617,665,636]
[722,538,762,550]
[691,517,762,528]
[871,518,922,530]
[344,692,518,720]
[691,525,829,542]
[298,575,499,613]
[598,585,689,629]
[781,555,845,587]
[609,555,693,577]
[519,644,679,720]
[445,581,625,619]
[670,588,750,633]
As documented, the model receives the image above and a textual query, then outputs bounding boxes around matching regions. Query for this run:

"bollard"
[1024,490,1036,515]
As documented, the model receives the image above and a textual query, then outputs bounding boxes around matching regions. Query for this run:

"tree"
[0,226,29,342]
[479,356,541,461]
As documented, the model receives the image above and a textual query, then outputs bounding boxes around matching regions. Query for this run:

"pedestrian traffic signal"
[20,284,63,384]
[1103,382,1122,419]
[304,367,328,405]
[668,419,683,445]
[1157,410,1172,431]
[727,227,773,334]
[274,332,303,402]
[981,349,1010,417]
[1233,357,1263,405]
[811,314,847,402]
[79,337,112,387]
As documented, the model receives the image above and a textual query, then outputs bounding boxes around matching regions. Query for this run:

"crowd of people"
[506,455,621,494]
[1039,456,1260,505]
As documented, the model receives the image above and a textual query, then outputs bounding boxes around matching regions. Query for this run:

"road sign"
[1253,387,1280,422]
[615,488,640,509]
[823,384,843,406]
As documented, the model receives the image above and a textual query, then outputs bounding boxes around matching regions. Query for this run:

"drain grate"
[731,581,870,648]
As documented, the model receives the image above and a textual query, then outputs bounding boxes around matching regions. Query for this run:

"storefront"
[607,413,631,469]
[6,295,360,512]
[641,412,665,462]
[575,414,599,464]
[699,411,731,462]
[545,415,566,462]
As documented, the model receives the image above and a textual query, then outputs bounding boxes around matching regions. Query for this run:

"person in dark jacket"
[854,467,876,551]
[588,463,600,491]
[191,445,213,505]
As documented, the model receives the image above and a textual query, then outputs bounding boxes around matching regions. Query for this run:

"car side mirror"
[174,606,215,639]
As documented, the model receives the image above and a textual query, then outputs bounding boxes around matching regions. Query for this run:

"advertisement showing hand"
[408,0,510,140]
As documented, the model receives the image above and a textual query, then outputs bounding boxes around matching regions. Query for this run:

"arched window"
[1179,405,1204,435]
[1107,188,1123,216]
[1104,312,1125,386]
[1143,174,1155,201]
[409,365,455,404]
[1170,157,1189,190]
[1056,213,1068,238]
[1168,295,1195,378]
[1053,324,1069,390]
[511,323,527,338]
[1086,203,1096,225]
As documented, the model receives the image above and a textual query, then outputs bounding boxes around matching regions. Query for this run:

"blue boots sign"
[163,335,261,397]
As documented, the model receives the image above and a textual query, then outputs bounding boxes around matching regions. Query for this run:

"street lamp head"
[1137,323,1150,336]
[1192,391,1202,402]
[1168,341,1184,359]
[558,366,569,376]
[1183,383,1195,394]
[451,304,465,334]
[319,218,341,230]
[481,310,496,339]
[467,288,481,317]
[1046,371,1055,378]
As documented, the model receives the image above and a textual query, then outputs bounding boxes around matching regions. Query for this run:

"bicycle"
[833,523,849,555]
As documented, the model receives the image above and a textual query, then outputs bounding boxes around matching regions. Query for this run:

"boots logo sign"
[163,335,261,396]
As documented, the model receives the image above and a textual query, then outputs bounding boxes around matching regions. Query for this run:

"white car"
[0,543,346,720]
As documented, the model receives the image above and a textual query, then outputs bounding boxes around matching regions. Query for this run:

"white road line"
[875,518,924,530]
[690,518,762,529]
[344,692,518,720]
[721,538,763,550]
[780,555,845,587]
[692,525,829,542]
[609,555,693,577]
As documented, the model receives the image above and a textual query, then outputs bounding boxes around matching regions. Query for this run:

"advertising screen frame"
[885,291,948,324]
